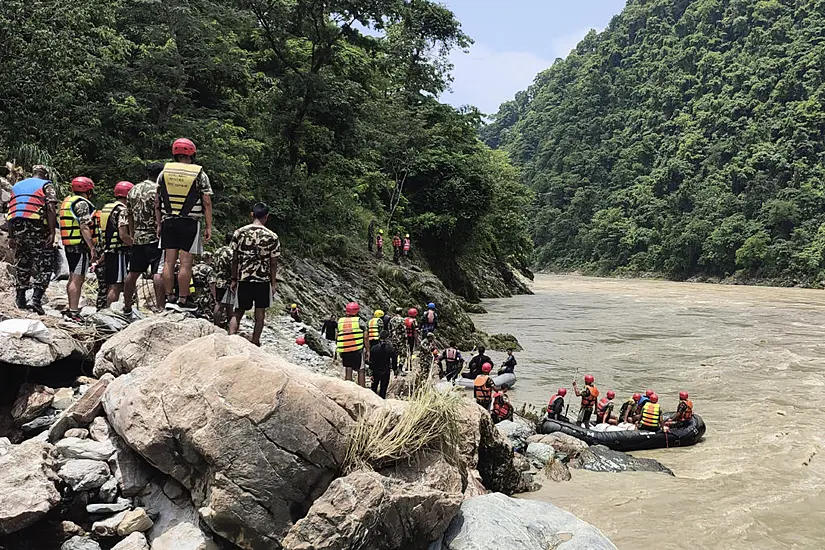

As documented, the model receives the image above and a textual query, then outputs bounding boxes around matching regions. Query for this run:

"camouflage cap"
[31,165,49,178]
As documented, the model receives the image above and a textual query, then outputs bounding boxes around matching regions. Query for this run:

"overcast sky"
[441,0,626,115]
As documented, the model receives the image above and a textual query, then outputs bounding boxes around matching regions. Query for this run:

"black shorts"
[129,242,162,275]
[235,281,271,311]
[104,251,129,284]
[160,217,201,254]
[341,351,363,370]
[66,250,89,276]
[215,287,228,303]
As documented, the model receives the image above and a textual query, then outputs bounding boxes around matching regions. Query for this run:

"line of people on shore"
[545,374,695,432]
[367,221,412,263]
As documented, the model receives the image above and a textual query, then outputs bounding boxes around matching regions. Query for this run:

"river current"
[472,275,825,550]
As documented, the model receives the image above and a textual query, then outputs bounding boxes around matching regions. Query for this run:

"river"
[472,275,825,550]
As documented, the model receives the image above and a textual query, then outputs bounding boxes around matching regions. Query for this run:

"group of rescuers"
[545,374,695,432]
[6,139,282,346]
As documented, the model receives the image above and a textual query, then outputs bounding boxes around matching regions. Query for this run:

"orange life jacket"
[474,375,492,404]
[680,399,694,421]
[403,238,410,251]
[581,384,599,408]
[392,236,401,247]
[548,394,563,409]
[596,397,612,422]
[492,391,512,420]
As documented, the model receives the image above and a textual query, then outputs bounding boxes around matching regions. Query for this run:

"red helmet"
[606,390,615,399]
[650,393,659,404]
[114,181,134,198]
[584,374,594,384]
[679,391,689,400]
[481,362,492,373]
[557,388,567,397]
[645,389,654,397]
[71,176,95,193]
[408,308,418,317]
[345,302,360,315]
[172,138,197,157]
[632,393,641,402]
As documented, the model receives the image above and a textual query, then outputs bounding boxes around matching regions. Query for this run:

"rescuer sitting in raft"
[545,388,568,421]
[665,391,693,428]
[635,392,662,431]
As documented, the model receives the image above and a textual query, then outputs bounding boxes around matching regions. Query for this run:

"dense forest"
[0,0,532,295]
[484,0,825,284]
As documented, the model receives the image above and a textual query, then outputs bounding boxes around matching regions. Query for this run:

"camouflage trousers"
[193,288,215,321]
[10,219,53,292]
[95,257,109,310]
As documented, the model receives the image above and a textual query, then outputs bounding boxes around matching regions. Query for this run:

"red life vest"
[393,236,401,247]
[681,399,694,421]
[581,384,599,408]
[596,397,611,422]
[474,375,492,404]
[7,178,48,221]
[492,391,512,420]
[403,238,410,251]
[404,317,416,337]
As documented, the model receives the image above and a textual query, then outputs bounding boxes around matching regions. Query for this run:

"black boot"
[29,288,45,315]
[15,289,27,309]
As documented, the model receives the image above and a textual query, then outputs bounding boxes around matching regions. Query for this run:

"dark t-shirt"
[549,397,564,417]
[468,354,492,377]
[369,341,398,373]
[321,320,337,340]
[500,355,517,373]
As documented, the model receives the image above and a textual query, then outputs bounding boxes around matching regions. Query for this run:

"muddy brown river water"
[472,275,825,550]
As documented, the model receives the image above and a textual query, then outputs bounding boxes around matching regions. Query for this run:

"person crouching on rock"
[369,330,397,398]
[491,386,513,424]
[573,374,599,429]
[473,362,495,411]
[546,388,567,421]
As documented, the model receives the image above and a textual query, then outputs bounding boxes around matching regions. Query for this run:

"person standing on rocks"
[368,219,376,253]
[7,165,57,314]
[388,307,407,367]
[438,342,464,381]
[337,301,368,386]
[420,302,437,337]
[156,138,213,312]
[573,374,599,429]
[402,233,411,260]
[403,308,419,364]
[228,202,280,346]
[101,181,134,307]
[392,234,402,263]
[375,229,384,259]
[369,330,397,398]
[211,233,233,327]
[58,176,97,322]
[417,332,439,379]
[123,163,166,315]
[368,309,384,350]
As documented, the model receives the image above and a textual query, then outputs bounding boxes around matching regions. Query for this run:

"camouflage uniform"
[417,337,438,378]
[388,315,407,367]
[9,181,57,293]
[212,245,232,290]
[126,179,159,246]
[93,243,108,310]
[231,224,281,283]
[191,262,216,320]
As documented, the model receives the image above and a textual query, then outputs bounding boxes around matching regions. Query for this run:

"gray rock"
[527,432,589,458]
[57,459,111,491]
[61,536,101,550]
[11,383,54,425]
[112,532,150,550]
[53,387,75,410]
[436,493,617,549]
[0,437,13,455]
[137,477,215,550]
[89,416,111,442]
[152,523,218,550]
[20,410,60,432]
[64,428,90,439]
[59,520,85,538]
[93,312,219,378]
[99,476,119,503]
[495,415,535,450]
[571,445,674,475]
[48,374,115,442]
[0,439,60,534]
[116,507,153,536]
[525,442,555,466]
[87,502,130,514]
[544,458,572,482]
[0,326,86,367]
[107,433,154,497]
[56,437,115,461]
[91,511,128,537]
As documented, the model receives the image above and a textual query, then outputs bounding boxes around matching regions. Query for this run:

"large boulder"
[93,312,219,377]
[495,415,535,451]
[0,323,86,367]
[104,334,380,549]
[282,471,462,550]
[527,432,589,458]
[0,439,60,534]
[571,445,675,475]
[434,493,617,550]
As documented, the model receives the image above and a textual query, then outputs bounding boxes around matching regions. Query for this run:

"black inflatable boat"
[539,414,706,452]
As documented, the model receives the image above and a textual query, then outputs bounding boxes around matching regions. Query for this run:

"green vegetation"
[485,0,825,284]
[0,0,531,295]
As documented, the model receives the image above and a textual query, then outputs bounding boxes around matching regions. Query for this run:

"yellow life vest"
[59,195,96,247]
[640,402,661,429]
[368,317,382,341]
[159,162,203,217]
[336,316,364,353]
[99,201,126,251]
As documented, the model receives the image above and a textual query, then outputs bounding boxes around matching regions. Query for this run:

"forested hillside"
[485,0,825,284]
[0,0,532,297]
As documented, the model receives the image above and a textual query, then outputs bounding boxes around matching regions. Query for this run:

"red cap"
[71,176,95,193]
[679,391,689,400]
[408,308,418,317]
[650,393,659,404]
[584,374,594,384]
[481,362,492,373]
[172,138,197,157]
[558,388,567,397]
[645,389,654,397]
[606,390,615,399]
[345,302,360,315]
[632,393,641,402]
[114,181,134,198]
[295,336,306,346]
